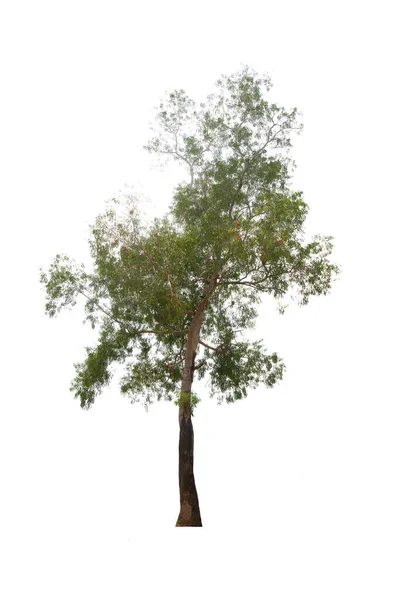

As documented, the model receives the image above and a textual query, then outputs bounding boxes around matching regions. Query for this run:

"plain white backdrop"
[1,0,399,598]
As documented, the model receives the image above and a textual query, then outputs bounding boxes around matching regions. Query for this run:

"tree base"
[177,412,202,527]
[175,519,202,527]
[175,497,202,527]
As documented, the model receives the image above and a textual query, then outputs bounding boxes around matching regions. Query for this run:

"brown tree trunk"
[175,274,218,527]
[176,347,202,527]
[176,406,202,527]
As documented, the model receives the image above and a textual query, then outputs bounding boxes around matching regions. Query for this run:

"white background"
[1,1,399,598]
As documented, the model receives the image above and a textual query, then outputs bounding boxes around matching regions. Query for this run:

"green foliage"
[205,340,284,404]
[40,66,339,410]
[174,391,201,416]
[39,254,86,317]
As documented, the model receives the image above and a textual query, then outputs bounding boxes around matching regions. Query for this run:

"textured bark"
[176,348,202,527]
[176,409,202,527]
[175,275,218,527]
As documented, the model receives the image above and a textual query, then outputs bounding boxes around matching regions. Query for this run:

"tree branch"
[164,355,186,371]
[77,287,131,330]
[194,273,219,316]
[139,244,177,300]
[193,358,207,370]
[199,339,226,352]
[216,275,270,289]
[131,328,189,336]
[79,286,189,337]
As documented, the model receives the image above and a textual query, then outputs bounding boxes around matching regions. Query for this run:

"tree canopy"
[41,66,339,412]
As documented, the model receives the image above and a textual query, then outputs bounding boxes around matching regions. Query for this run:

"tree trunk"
[175,274,218,527]
[176,406,202,527]
[176,347,202,527]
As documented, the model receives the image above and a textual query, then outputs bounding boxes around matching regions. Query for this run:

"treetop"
[40,65,339,410]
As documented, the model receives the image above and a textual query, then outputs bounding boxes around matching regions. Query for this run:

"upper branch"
[78,287,131,331]
[199,339,226,352]
[131,328,189,336]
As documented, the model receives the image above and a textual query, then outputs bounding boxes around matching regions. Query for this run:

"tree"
[40,66,339,527]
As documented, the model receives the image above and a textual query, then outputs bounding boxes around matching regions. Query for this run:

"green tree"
[40,66,339,527]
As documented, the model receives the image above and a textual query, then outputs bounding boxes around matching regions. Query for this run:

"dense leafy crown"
[40,66,339,410]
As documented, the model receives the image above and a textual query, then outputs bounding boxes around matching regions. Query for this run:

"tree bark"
[176,347,202,527]
[176,403,202,527]
[175,274,218,527]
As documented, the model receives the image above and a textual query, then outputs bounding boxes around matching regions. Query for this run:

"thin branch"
[193,358,207,370]
[228,161,248,220]
[164,355,186,371]
[165,338,186,369]
[199,340,226,352]
[139,244,177,300]
[140,245,162,273]
[217,275,270,289]
[174,131,194,186]
[78,287,189,337]
[216,261,273,288]
[131,328,189,336]
[78,288,130,330]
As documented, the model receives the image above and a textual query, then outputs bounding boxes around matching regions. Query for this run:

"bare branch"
[193,358,207,370]
[199,340,226,352]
